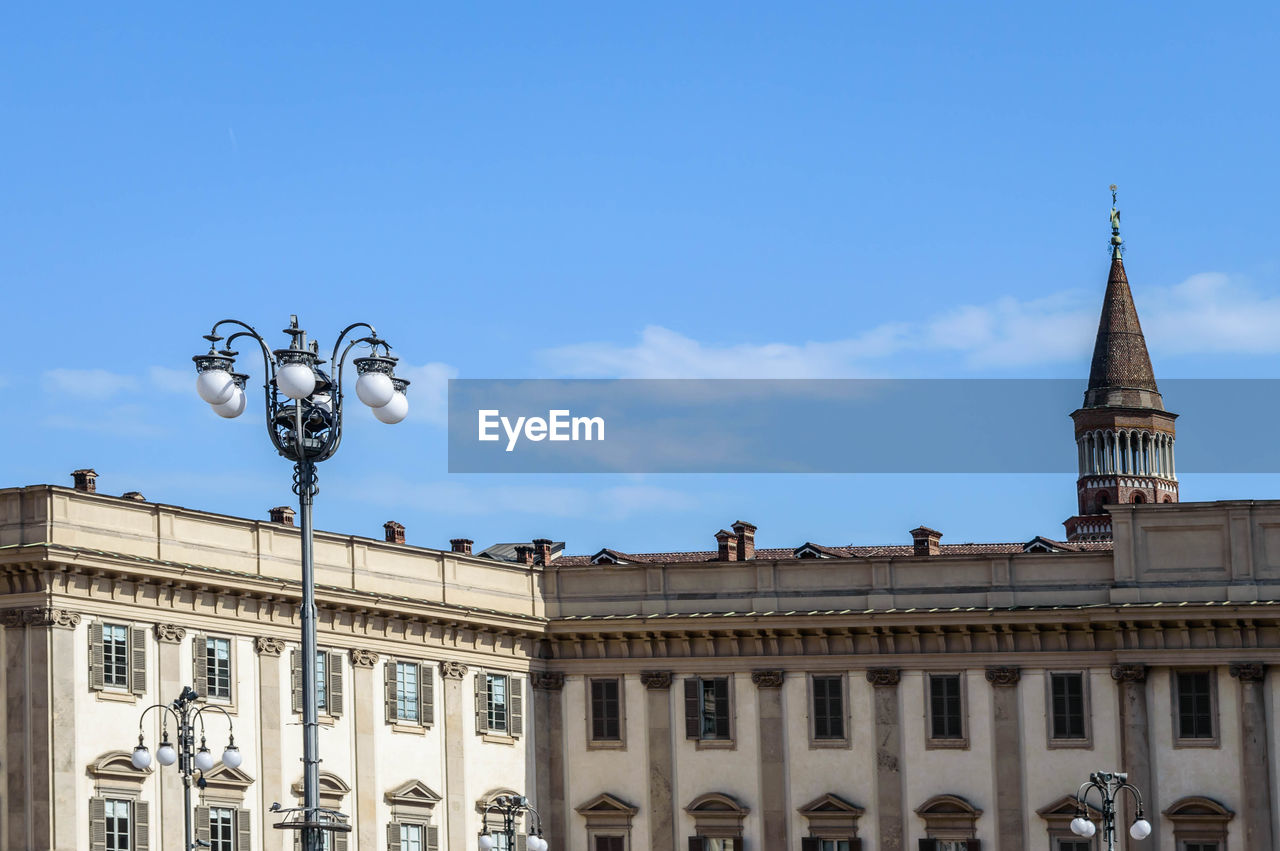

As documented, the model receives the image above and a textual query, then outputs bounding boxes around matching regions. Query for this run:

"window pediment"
[88,750,150,785]
[798,793,864,837]
[686,793,748,839]
[387,779,442,808]
[200,764,255,793]
[916,794,982,840]
[577,793,639,832]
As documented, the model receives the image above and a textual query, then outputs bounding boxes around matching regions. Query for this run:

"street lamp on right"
[477,795,548,851]
[1071,771,1151,850]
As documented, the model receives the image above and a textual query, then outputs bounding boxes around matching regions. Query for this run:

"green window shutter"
[236,808,251,851]
[328,650,344,717]
[89,622,105,691]
[89,797,107,851]
[385,661,398,723]
[387,822,402,851]
[420,663,435,727]
[510,677,523,737]
[427,824,440,850]
[134,800,151,851]
[474,670,488,734]
[291,650,303,714]
[192,634,208,698]
[196,806,211,844]
[130,625,148,695]
[684,679,700,739]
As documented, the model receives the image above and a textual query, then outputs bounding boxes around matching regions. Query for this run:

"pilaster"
[155,623,187,851]
[1111,663,1155,849]
[867,668,903,851]
[531,672,566,846]
[640,670,676,851]
[350,649,380,851]
[985,667,1024,850]
[255,636,286,851]
[440,660,470,851]
[1229,662,1274,849]
[752,670,787,849]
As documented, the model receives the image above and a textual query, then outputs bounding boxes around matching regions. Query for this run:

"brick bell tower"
[1065,188,1178,542]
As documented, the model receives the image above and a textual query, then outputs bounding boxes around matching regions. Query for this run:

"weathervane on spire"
[1109,183,1123,258]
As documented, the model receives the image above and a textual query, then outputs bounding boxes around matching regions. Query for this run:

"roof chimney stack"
[270,506,296,526]
[450,538,474,555]
[532,538,553,565]
[72,469,97,493]
[731,521,756,561]
[910,526,942,557]
[121,491,146,502]
[715,529,739,562]
[514,545,535,566]
[384,521,405,544]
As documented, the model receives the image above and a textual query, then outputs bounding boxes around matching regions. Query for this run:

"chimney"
[715,529,738,562]
[450,538,474,555]
[72,469,98,493]
[910,526,942,557]
[383,521,405,544]
[532,538,553,565]
[121,491,146,502]
[731,521,756,561]
[270,506,296,526]
[514,545,535,565]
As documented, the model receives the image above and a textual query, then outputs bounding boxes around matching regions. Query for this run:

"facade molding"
[750,669,784,688]
[255,636,286,656]
[348,648,379,668]
[154,623,186,643]
[2,605,81,628]
[639,670,672,690]
[985,666,1021,686]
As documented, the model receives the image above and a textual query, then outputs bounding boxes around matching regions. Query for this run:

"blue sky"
[3,4,1280,555]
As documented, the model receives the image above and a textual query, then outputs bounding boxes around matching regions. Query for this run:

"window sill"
[205,698,238,716]
[1173,736,1220,749]
[808,737,851,750]
[482,732,517,746]
[95,689,139,704]
[586,739,627,751]
[391,722,427,736]
[1047,737,1092,750]
[924,737,969,750]
[694,738,736,751]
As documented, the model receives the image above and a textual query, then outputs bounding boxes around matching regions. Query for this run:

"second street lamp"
[478,795,549,851]
[192,315,408,851]
[1072,770,1151,851]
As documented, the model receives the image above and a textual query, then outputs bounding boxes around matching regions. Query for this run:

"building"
[2,215,1278,851]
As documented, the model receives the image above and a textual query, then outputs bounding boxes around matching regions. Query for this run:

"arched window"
[914,794,982,849]
[686,793,749,851]
[1132,493,1145,504]
[1162,796,1234,850]
[1094,493,1110,513]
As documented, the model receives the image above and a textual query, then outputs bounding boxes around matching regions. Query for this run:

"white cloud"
[398,361,458,426]
[1143,273,1280,354]
[149,366,193,395]
[43,368,140,399]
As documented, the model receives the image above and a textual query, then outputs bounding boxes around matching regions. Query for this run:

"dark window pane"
[930,675,963,739]
[1177,672,1213,739]
[595,837,625,851]
[813,676,844,739]
[591,679,621,741]
[206,638,232,700]
[1051,673,1086,739]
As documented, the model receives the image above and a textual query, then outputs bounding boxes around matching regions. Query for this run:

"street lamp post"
[192,315,409,851]
[1071,771,1152,850]
[131,686,243,851]
[478,795,549,851]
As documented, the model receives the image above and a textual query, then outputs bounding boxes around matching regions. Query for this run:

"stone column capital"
[1111,663,1148,683]
[985,666,1021,687]
[1229,662,1267,683]
[866,667,901,687]
[531,671,565,691]
[639,670,673,690]
[254,636,287,656]
[348,648,379,668]
[751,669,785,688]
[3,606,81,629]
[440,660,469,680]
[154,623,187,643]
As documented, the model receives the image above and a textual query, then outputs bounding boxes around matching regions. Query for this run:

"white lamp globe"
[212,387,246,418]
[529,837,548,851]
[156,743,178,766]
[1130,818,1152,840]
[221,745,243,769]
[372,392,408,424]
[197,370,236,405]
[194,748,215,772]
[1081,820,1097,838]
[477,835,495,851]
[131,746,152,770]
[356,371,396,408]
[276,362,317,400]
[1069,817,1088,836]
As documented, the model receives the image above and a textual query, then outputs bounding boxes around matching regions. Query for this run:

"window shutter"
[293,832,301,851]
[421,663,435,727]
[684,679,700,739]
[236,808,251,851]
[516,835,527,851]
[849,840,863,851]
[193,634,208,698]
[328,650,344,717]
[334,828,349,851]
[801,839,819,851]
[291,650,303,714]
[475,671,488,734]
[963,841,980,851]
[387,823,402,851]
[89,797,107,851]
[918,840,938,851]
[427,824,440,850]
[134,800,151,851]
[385,661,398,723]
[89,622,105,691]
[688,838,702,851]
[510,677,523,737]
[130,625,148,695]
[196,806,210,844]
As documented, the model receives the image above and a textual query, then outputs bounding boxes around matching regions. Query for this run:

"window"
[1175,671,1216,742]
[474,671,523,737]
[1057,842,1091,851]
[693,840,737,850]
[290,649,344,717]
[397,662,419,722]
[316,652,328,711]
[1049,672,1089,744]
[812,675,845,741]
[801,840,854,851]
[209,807,234,851]
[201,637,233,701]
[1184,844,1219,851]
[488,674,508,732]
[385,661,434,728]
[400,824,423,851]
[590,678,622,742]
[595,837,625,851]
[90,622,145,697]
[684,677,732,742]
[927,674,965,745]
[106,798,131,851]
[104,625,130,688]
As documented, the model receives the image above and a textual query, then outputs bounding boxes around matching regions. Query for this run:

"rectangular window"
[315,652,328,713]
[702,840,737,851]
[396,662,420,723]
[487,673,509,733]
[812,675,845,740]
[590,678,621,741]
[209,807,234,851]
[594,837,624,851]
[699,678,731,739]
[818,841,851,851]
[106,798,131,851]
[104,624,130,689]
[929,674,964,740]
[1051,673,1086,739]
[1184,844,1220,851]
[1177,671,1214,740]
[1057,841,1092,851]
[206,638,232,701]
[400,824,423,851]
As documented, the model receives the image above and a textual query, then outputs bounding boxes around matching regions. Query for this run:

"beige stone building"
[2,237,1278,851]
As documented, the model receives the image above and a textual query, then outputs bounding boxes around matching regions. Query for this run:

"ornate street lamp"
[192,316,409,851]
[132,686,242,851]
[478,795,549,851]
[1071,770,1152,850]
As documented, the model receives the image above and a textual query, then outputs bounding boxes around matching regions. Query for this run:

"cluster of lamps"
[1069,814,1151,840]
[1071,770,1151,848]
[130,730,242,772]
[478,833,549,850]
